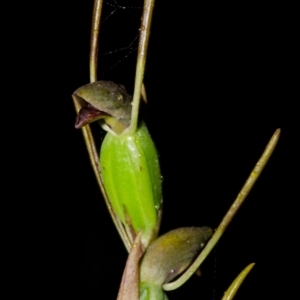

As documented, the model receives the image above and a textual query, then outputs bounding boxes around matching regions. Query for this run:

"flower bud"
[139,227,212,299]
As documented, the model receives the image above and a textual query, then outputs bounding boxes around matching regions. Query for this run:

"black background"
[16,1,297,299]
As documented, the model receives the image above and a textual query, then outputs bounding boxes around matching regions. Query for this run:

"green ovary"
[100,122,162,247]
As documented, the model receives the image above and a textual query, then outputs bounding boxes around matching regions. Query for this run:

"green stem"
[90,0,103,83]
[163,129,281,291]
[128,0,155,135]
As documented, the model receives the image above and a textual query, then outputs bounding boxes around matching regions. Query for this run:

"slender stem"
[128,0,155,134]
[163,129,281,291]
[89,0,133,250]
[90,0,103,83]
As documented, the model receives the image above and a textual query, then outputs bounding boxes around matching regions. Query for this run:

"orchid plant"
[74,1,280,299]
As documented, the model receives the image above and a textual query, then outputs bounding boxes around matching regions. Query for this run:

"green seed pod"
[100,122,162,247]
[139,227,213,299]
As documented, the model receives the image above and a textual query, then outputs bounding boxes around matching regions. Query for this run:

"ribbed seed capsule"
[100,122,162,247]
